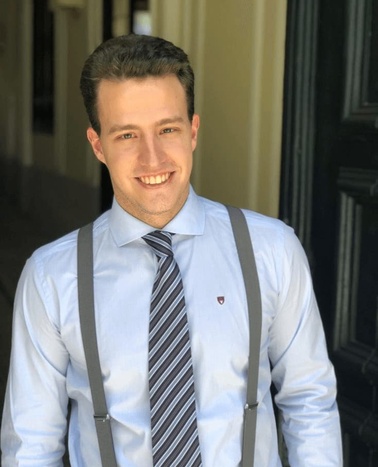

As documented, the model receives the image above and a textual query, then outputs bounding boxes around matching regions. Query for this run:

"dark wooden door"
[281,1,378,465]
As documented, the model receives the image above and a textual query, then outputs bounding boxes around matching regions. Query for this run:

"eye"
[120,133,134,140]
[161,128,175,134]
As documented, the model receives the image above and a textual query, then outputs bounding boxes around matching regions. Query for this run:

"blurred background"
[0,1,377,464]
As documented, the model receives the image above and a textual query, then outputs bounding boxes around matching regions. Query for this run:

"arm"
[269,228,342,466]
[1,255,69,466]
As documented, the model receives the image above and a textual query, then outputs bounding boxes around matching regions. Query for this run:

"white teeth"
[140,173,170,185]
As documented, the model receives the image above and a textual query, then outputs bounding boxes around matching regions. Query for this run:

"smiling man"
[87,75,199,228]
[1,35,342,466]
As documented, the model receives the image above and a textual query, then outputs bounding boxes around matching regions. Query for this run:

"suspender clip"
[94,413,111,423]
[244,402,258,412]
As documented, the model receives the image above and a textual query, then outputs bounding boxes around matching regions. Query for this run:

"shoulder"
[240,207,299,255]
[28,210,110,275]
[198,196,308,278]
[199,195,295,248]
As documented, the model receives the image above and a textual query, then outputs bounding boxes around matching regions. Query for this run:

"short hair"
[79,34,195,134]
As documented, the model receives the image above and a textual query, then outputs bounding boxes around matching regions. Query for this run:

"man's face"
[87,75,200,228]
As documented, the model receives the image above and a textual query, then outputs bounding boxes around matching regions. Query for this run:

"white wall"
[151,0,287,217]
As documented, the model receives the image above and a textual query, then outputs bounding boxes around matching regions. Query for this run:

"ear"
[191,114,200,151]
[87,127,106,164]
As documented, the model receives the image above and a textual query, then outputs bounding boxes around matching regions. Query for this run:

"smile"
[139,172,171,185]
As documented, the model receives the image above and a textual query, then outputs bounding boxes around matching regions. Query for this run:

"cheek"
[103,144,134,166]
[111,157,133,178]
[181,152,193,177]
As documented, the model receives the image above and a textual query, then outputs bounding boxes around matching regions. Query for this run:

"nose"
[138,134,166,168]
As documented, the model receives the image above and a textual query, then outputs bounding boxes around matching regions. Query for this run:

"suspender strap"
[226,205,262,467]
[77,223,117,467]
[77,206,261,466]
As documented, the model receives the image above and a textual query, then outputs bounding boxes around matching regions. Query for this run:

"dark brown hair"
[79,34,195,134]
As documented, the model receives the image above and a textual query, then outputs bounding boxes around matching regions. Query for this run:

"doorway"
[281,1,378,464]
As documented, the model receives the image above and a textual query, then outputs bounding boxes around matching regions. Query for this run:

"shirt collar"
[109,186,205,247]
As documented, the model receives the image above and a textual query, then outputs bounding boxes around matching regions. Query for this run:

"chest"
[60,236,276,387]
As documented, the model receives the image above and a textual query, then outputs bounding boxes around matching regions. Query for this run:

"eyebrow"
[157,116,186,126]
[108,116,186,135]
[108,124,139,135]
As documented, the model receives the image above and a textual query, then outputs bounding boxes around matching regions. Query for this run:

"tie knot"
[143,231,174,258]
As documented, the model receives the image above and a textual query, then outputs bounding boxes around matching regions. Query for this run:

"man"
[1,34,342,465]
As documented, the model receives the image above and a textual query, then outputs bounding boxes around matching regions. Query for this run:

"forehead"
[97,75,186,102]
[95,75,189,125]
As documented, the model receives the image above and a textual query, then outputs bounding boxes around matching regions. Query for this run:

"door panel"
[333,168,378,463]
[281,0,378,464]
[314,1,378,463]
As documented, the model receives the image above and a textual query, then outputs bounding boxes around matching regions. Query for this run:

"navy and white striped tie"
[143,231,202,466]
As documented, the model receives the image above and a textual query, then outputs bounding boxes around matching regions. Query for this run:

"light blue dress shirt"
[1,187,342,466]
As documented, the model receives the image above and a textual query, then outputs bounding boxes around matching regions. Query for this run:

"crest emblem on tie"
[217,296,225,305]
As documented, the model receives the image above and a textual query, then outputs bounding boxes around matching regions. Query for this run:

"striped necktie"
[143,231,202,467]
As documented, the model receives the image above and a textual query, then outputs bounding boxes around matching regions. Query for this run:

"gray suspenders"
[226,205,262,467]
[77,205,262,466]
[77,222,117,466]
